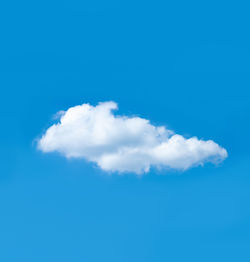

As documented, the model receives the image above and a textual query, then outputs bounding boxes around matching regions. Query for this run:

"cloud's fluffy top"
[38,101,227,174]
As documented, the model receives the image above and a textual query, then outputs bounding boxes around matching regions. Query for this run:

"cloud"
[38,101,227,174]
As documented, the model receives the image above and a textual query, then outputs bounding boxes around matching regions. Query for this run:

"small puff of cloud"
[38,101,227,174]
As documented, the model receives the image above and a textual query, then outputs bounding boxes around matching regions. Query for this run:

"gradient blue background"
[0,1,250,261]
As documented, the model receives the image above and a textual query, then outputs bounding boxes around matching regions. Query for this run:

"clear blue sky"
[0,1,250,261]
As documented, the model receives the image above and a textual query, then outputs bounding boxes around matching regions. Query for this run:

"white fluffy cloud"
[38,101,227,174]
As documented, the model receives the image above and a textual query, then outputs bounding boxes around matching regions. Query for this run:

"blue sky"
[0,0,250,261]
